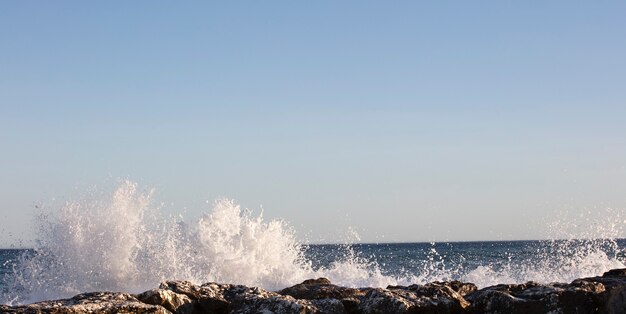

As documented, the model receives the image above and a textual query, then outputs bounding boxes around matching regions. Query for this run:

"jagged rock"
[310,298,346,314]
[155,280,344,314]
[466,281,603,313]
[580,268,626,314]
[358,288,412,313]
[279,278,472,313]
[224,285,338,314]
[155,281,231,313]
[403,281,472,309]
[279,278,368,300]
[137,288,193,314]
[278,278,365,313]
[1,292,170,313]
[442,281,478,297]
[358,282,471,314]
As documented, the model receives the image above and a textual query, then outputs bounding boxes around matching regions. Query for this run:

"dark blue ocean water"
[304,239,626,281]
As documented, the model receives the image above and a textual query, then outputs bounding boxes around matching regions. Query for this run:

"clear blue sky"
[2,1,626,246]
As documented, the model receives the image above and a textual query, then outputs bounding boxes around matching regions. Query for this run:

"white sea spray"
[1,181,394,304]
[2,181,625,304]
[462,208,626,287]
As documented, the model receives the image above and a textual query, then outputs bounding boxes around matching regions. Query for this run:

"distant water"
[1,181,625,305]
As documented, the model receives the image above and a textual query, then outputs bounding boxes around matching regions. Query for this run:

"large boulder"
[137,288,193,314]
[579,268,626,314]
[358,282,472,314]
[278,277,367,300]
[466,281,604,313]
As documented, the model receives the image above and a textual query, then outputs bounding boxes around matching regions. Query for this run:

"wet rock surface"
[4,268,626,313]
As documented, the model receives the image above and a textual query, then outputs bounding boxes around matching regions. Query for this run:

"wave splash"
[2,181,392,304]
[2,181,625,304]
[463,209,626,287]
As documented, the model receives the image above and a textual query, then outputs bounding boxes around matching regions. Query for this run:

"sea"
[1,181,625,305]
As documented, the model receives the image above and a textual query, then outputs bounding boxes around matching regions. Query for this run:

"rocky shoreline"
[3,268,626,313]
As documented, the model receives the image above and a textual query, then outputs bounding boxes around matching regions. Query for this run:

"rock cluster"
[4,268,626,313]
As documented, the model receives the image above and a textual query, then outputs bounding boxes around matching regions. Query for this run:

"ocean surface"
[1,181,625,305]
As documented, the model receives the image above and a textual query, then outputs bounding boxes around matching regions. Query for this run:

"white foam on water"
[462,208,626,288]
[2,181,625,304]
[461,241,626,288]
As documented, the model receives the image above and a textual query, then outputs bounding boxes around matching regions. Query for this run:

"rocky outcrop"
[465,280,604,313]
[4,268,626,313]
[0,291,169,313]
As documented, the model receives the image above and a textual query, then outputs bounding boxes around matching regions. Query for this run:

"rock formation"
[3,268,626,313]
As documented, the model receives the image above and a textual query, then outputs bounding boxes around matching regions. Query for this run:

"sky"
[1,1,626,246]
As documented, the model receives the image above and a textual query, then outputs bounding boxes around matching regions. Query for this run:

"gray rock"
[136,288,193,314]
[466,281,603,313]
